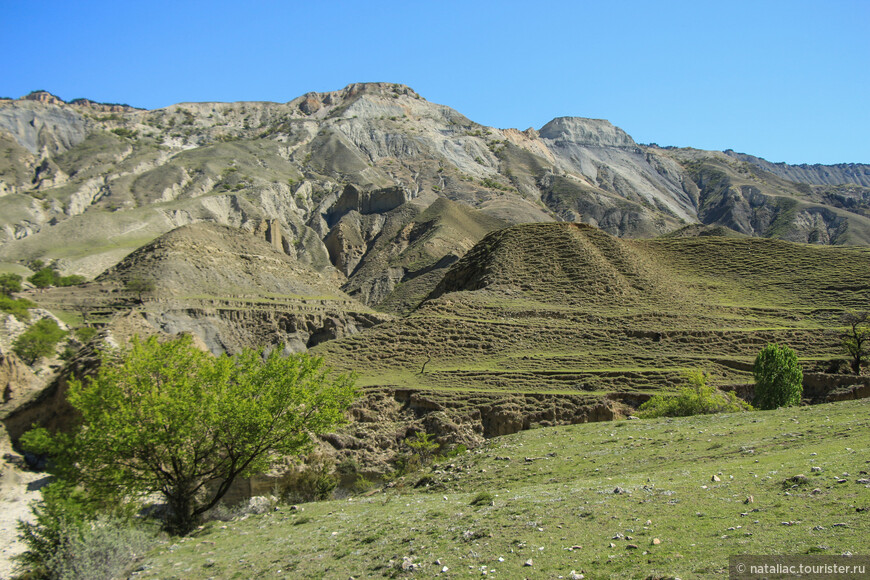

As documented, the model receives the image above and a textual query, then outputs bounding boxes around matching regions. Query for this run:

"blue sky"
[2,0,867,164]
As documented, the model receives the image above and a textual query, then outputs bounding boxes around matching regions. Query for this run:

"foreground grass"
[136,398,870,579]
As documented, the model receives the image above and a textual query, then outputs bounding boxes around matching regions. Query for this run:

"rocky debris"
[524,559,533,567]
[711,475,721,482]
[0,353,39,405]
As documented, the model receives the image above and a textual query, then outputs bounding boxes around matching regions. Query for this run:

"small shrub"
[753,344,803,410]
[350,475,374,494]
[278,453,338,503]
[56,275,86,287]
[15,481,152,580]
[406,432,439,466]
[470,491,494,507]
[13,318,67,365]
[392,452,422,477]
[74,326,98,343]
[638,371,753,418]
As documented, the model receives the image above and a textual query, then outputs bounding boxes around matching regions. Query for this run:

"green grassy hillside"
[136,397,870,579]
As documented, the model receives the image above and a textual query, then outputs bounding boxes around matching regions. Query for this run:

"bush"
[13,318,67,364]
[470,491,495,506]
[753,344,803,410]
[0,295,35,321]
[56,275,86,287]
[638,371,753,418]
[0,273,22,296]
[406,431,439,465]
[277,453,339,503]
[28,267,59,288]
[15,481,154,580]
[25,267,85,289]
[391,452,422,477]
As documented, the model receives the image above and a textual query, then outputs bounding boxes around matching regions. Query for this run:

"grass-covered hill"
[135,397,870,579]
[317,222,870,401]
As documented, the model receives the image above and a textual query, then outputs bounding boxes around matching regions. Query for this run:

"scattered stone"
[609,542,617,548]
[813,526,826,531]
[744,496,754,504]
[652,538,661,545]
[626,544,639,550]
[832,523,848,528]
[612,533,624,540]
[442,566,449,573]
[569,545,582,551]
[401,556,417,571]
[645,520,652,526]
[811,488,822,495]
[856,479,870,484]
[568,571,584,580]
[811,466,822,472]
[837,479,848,484]
[524,559,534,567]
[711,475,721,482]
[613,486,627,494]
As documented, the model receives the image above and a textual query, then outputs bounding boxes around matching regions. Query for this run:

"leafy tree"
[753,344,803,410]
[21,334,356,535]
[12,318,67,364]
[0,273,22,296]
[638,370,752,418]
[125,277,155,303]
[841,311,869,375]
[28,267,59,288]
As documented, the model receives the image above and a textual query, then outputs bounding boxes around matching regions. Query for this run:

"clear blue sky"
[2,0,867,164]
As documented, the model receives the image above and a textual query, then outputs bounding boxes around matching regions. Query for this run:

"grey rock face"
[724,150,870,187]
[0,101,89,154]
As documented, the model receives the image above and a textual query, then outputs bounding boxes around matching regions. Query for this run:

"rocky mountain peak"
[290,82,422,117]
[20,90,65,106]
[539,117,637,148]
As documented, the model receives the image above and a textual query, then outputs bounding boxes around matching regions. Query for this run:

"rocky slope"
[2,83,869,316]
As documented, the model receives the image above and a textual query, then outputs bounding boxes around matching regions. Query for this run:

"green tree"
[0,273,22,296]
[12,318,67,364]
[28,267,59,288]
[841,311,869,375]
[125,277,155,303]
[21,334,356,535]
[638,370,752,418]
[753,344,803,410]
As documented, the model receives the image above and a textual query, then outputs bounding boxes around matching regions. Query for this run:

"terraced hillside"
[25,222,390,355]
[316,223,870,403]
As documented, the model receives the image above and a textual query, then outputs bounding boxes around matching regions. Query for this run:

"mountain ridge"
[2,82,869,314]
